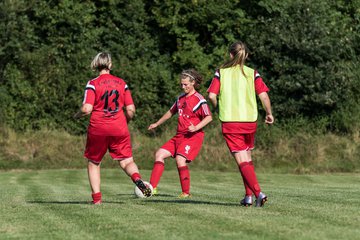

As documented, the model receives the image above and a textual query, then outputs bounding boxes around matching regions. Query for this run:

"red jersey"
[207,69,269,133]
[83,73,134,136]
[170,91,211,134]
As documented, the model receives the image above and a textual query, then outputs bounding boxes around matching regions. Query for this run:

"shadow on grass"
[26,200,124,205]
[117,193,175,198]
[27,199,242,207]
[146,198,240,206]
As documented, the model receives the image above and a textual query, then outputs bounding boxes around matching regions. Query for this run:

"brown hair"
[220,41,249,75]
[180,69,203,89]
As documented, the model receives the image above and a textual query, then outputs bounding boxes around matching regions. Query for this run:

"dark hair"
[220,41,249,75]
[180,69,203,89]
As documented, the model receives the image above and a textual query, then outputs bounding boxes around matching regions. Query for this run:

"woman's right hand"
[265,114,274,125]
[148,123,158,130]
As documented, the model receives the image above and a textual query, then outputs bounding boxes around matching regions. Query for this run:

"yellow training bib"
[219,65,257,122]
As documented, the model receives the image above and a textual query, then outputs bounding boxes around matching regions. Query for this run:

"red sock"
[241,161,256,196]
[150,161,165,188]
[131,172,141,183]
[239,162,261,197]
[92,192,102,204]
[240,170,253,196]
[249,161,258,195]
[178,166,190,194]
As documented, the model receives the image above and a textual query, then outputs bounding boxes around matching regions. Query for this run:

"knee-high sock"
[239,162,261,197]
[240,168,253,196]
[131,172,141,183]
[150,161,165,188]
[178,166,190,194]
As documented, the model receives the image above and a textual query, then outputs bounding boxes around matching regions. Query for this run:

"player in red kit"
[74,52,151,204]
[148,69,212,198]
[208,41,274,207]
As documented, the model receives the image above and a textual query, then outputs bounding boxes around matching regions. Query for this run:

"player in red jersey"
[208,41,274,207]
[74,52,151,204]
[148,69,212,198]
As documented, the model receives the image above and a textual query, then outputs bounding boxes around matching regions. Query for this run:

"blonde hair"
[180,69,203,89]
[91,52,112,71]
[220,41,249,76]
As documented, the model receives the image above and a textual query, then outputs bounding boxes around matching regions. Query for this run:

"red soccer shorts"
[223,132,255,152]
[160,132,204,162]
[84,133,132,163]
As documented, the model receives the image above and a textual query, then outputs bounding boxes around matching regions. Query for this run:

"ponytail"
[220,41,249,76]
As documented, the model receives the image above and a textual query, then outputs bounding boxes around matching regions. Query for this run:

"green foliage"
[150,0,248,74]
[89,0,177,130]
[0,0,359,134]
[246,0,360,121]
[0,0,99,133]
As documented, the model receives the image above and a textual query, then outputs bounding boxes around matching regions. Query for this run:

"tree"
[245,0,360,120]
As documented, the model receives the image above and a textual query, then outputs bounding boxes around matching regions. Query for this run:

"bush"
[0,0,359,135]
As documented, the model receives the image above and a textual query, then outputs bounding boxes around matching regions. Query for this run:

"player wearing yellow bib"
[208,41,274,207]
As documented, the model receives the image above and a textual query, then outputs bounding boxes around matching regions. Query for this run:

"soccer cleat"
[152,187,158,196]
[92,200,102,205]
[178,192,192,198]
[240,195,253,207]
[135,179,152,197]
[255,192,267,207]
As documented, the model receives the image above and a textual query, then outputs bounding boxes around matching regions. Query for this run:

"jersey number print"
[101,90,119,113]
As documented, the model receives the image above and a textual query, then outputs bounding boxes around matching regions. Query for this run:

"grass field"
[0,169,359,240]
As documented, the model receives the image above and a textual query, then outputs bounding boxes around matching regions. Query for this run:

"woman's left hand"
[188,123,198,132]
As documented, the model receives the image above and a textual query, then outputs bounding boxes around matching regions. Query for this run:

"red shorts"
[161,132,204,162]
[84,133,132,163]
[223,133,255,152]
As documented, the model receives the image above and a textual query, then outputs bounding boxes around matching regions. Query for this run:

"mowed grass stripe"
[1,170,93,239]
[0,169,359,240]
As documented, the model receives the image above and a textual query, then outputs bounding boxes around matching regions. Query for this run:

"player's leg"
[84,133,107,204]
[223,133,254,206]
[150,137,176,194]
[118,157,152,197]
[175,133,203,198]
[240,166,253,205]
[150,148,172,194]
[109,135,151,197]
[175,155,191,198]
[234,133,267,207]
[87,160,102,204]
[243,150,253,194]
[246,134,267,207]
[233,150,256,206]
[234,152,261,196]
[87,161,101,193]
[246,151,267,207]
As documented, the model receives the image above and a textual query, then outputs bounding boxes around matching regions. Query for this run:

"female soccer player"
[148,69,212,198]
[207,41,274,207]
[74,52,151,204]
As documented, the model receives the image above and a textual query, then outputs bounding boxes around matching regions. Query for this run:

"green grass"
[0,169,359,240]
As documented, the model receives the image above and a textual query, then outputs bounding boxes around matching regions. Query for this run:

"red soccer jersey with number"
[169,91,211,134]
[207,69,269,133]
[83,73,134,136]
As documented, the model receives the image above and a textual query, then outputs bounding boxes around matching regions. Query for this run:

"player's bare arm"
[188,115,213,132]
[148,110,173,130]
[258,92,274,125]
[125,104,136,122]
[208,92,218,108]
[73,103,93,119]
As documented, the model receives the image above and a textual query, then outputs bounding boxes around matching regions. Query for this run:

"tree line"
[1,0,359,134]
